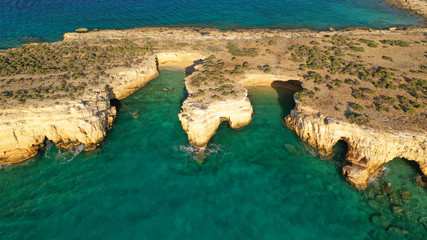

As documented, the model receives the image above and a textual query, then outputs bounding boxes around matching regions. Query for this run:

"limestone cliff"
[106,56,159,100]
[0,52,209,164]
[285,103,427,189]
[0,90,115,164]
[179,97,253,149]
[0,57,161,165]
[1,26,426,193]
[178,66,253,149]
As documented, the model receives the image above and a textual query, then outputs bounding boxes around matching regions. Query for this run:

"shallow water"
[0,0,424,48]
[1,71,425,239]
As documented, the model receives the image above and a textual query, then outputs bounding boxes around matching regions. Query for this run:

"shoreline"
[385,0,427,21]
[0,26,426,189]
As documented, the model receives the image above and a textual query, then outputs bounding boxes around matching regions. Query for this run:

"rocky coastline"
[386,0,427,20]
[0,27,426,188]
[285,103,427,189]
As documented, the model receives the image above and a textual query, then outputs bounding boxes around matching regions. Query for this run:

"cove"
[0,71,425,239]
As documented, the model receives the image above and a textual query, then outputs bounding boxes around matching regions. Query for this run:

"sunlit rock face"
[285,103,427,189]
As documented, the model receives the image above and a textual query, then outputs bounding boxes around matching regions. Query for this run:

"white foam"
[368,169,384,186]
[44,141,53,157]
[53,144,84,164]
[176,143,223,162]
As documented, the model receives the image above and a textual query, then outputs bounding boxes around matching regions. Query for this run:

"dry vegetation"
[282,36,427,129]
[0,27,425,131]
[0,40,154,104]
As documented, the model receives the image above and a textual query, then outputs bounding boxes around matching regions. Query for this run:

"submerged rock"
[388,193,399,205]
[129,110,139,119]
[415,175,427,187]
[391,205,404,217]
[398,190,411,202]
[284,143,298,155]
[367,199,381,211]
[418,216,427,228]
[382,183,393,194]
[75,28,89,33]
[375,194,387,203]
[386,226,408,238]
[370,213,390,229]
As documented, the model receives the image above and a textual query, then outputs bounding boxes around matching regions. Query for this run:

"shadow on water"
[110,98,121,112]
[330,140,350,181]
[271,80,303,118]
[401,158,426,177]
[180,59,204,105]
[180,86,188,106]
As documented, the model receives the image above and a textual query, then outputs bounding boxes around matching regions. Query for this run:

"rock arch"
[285,105,427,189]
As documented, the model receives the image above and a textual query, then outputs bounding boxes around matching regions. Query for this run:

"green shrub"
[344,78,360,85]
[304,71,323,83]
[226,43,257,56]
[350,103,365,112]
[242,62,250,69]
[376,95,396,105]
[382,56,393,62]
[405,108,416,114]
[263,65,272,73]
[211,95,221,100]
[295,89,316,100]
[349,46,364,52]
[268,40,277,45]
[207,46,222,52]
[358,39,378,47]
[346,113,370,125]
[380,40,410,47]
[375,103,391,112]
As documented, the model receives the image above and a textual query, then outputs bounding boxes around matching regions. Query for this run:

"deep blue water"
[0,0,424,48]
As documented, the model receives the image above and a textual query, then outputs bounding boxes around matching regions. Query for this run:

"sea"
[0,1,426,239]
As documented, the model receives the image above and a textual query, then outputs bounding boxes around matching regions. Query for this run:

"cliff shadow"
[185,59,204,75]
[110,98,121,112]
[385,157,427,187]
[330,140,350,181]
[271,80,303,118]
[180,60,204,105]
[105,84,122,112]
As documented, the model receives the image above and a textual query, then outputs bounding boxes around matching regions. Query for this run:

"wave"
[175,143,223,163]
[50,144,84,164]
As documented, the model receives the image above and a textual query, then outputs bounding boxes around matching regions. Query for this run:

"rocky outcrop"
[106,56,159,100]
[0,52,209,164]
[0,90,115,164]
[0,57,162,165]
[285,103,427,189]
[178,68,253,149]
[386,0,427,19]
[179,97,253,148]
[179,98,253,148]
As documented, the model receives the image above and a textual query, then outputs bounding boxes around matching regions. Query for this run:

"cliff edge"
[285,103,427,189]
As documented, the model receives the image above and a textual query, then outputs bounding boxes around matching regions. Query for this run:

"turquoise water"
[1,71,425,239]
[0,0,424,48]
